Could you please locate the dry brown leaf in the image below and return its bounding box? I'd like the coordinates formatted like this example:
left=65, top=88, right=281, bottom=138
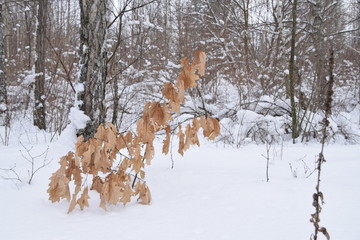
left=177, top=124, right=185, bottom=156
left=67, top=185, right=81, bottom=213
left=108, top=174, right=124, bottom=205
left=82, top=139, right=95, bottom=173
left=180, top=57, right=189, bottom=67
left=159, top=103, right=173, bottom=125
left=140, top=170, right=146, bottom=179
left=201, top=117, right=220, bottom=140
left=202, top=117, right=214, bottom=138
left=132, top=154, right=144, bottom=173
left=162, top=83, right=177, bottom=102
left=94, top=124, right=106, bottom=141
left=178, top=64, right=199, bottom=89
left=116, top=134, right=127, bottom=151
left=136, top=118, right=155, bottom=143
left=162, top=125, right=171, bottom=155
left=98, top=173, right=124, bottom=208
left=99, top=146, right=111, bottom=173
left=162, top=83, right=181, bottom=113
left=119, top=158, right=130, bottom=171
left=99, top=180, right=109, bottom=211
left=124, top=131, right=133, bottom=147
left=208, top=118, right=220, bottom=140
left=92, top=140, right=102, bottom=174
left=104, top=124, right=117, bottom=156
left=48, top=170, right=70, bottom=203
left=169, top=101, right=180, bottom=114
left=184, top=124, right=200, bottom=152
left=145, top=102, right=172, bottom=129
left=77, top=187, right=90, bottom=211
left=135, top=182, right=151, bottom=205
left=199, top=115, right=207, bottom=129
left=75, top=135, right=87, bottom=158
left=184, top=124, right=192, bottom=152
left=192, top=118, right=200, bottom=131
left=144, top=142, right=154, bottom=165
left=193, top=50, right=206, bottom=76
left=91, top=176, right=104, bottom=193
left=107, top=123, right=118, bottom=135
left=175, top=81, right=185, bottom=104
left=120, top=184, right=133, bottom=206
left=72, top=167, right=82, bottom=189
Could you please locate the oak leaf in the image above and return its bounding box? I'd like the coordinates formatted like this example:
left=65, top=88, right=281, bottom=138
left=193, top=50, right=206, bottom=76
left=67, top=185, right=81, bottom=213
left=120, top=184, right=133, bottom=206
left=48, top=170, right=70, bottom=203
left=178, top=64, right=199, bottom=89
left=177, top=124, right=185, bottom=156
left=82, top=139, right=95, bottom=173
left=207, top=118, right=220, bottom=140
left=77, top=187, right=90, bottom=210
left=162, top=125, right=171, bottom=155
left=135, top=182, right=151, bottom=205
left=144, top=142, right=154, bottom=165
left=184, top=123, right=200, bottom=151
left=116, top=134, right=127, bottom=151
left=75, top=135, right=87, bottom=158
left=91, top=176, right=104, bottom=193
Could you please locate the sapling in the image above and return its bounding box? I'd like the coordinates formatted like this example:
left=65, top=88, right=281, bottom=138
left=309, top=48, right=335, bottom=240
left=262, top=134, right=274, bottom=182
left=19, top=142, right=51, bottom=184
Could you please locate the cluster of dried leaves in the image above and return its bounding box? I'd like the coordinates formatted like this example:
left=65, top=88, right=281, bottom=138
left=47, top=50, right=220, bottom=213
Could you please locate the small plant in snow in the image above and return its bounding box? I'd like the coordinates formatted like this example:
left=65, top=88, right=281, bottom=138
left=20, top=142, right=51, bottom=184
left=262, top=135, right=274, bottom=182
left=0, top=164, right=22, bottom=189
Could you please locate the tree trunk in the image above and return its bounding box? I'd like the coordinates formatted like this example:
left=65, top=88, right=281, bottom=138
left=33, top=0, right=47, bottom=130
left=288, top=0, right=298, bottom=143
left=310, top=0, right=327, bottom=110
left=77, top=0, right=108, bottom=140
left=0, top=3, right=9, bottom=127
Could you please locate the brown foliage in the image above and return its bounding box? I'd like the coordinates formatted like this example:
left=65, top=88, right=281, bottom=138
left=48, top=51, right=220, bottom=212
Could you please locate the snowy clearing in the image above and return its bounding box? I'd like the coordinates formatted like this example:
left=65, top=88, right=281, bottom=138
left=1, top=138, right=359, bottom=240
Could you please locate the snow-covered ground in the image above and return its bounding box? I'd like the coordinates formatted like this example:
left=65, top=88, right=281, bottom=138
left=1, top=128, right=359, bottom=240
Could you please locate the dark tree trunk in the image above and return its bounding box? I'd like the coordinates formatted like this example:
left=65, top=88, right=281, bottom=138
left=288, top=0, right=299, bottom=143
left=33, top=0, right=47, bottom=130
left=77, top=0, right=108, bottom=140
left=310, top=0, right=327, bottom=110
left=0, top=3, right=9, bottom=127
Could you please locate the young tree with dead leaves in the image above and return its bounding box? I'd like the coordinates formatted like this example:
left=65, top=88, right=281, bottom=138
left=48, top=50, right=220, bottom=213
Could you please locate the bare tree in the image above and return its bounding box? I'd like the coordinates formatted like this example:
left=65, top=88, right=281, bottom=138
left=33, top=0, right=47, bottom=130
left=0, top=2, right=9, bottom=127
left=288, top=0, right=298, bottom=143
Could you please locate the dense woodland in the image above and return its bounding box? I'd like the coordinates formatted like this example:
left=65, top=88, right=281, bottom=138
left=0, top=0, right=359, bottom=145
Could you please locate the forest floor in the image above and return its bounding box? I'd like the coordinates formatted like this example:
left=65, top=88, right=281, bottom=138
left=1, top=127, right=359, bottom=240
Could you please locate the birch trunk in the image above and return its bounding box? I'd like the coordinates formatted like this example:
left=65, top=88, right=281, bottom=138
left=77, top=0, right=108, bottom=139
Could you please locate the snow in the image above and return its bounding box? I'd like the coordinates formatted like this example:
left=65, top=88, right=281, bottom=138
left=0, top=102, right=6, bottom=111
left=1, top=128, right=359, bottom=240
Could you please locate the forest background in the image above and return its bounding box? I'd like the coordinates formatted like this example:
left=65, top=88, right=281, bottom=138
left=0, top=0, right=359, bottom=145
